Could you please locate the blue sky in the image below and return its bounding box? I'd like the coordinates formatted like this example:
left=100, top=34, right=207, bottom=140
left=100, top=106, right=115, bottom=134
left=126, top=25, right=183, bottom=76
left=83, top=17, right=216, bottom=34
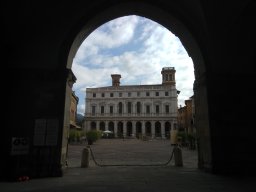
left=72, top=15, right=195, bottom=115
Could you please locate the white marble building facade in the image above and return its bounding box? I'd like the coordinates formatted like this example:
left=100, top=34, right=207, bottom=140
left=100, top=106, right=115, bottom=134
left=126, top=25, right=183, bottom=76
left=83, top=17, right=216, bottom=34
left=84, top=67, right=178, bottom=139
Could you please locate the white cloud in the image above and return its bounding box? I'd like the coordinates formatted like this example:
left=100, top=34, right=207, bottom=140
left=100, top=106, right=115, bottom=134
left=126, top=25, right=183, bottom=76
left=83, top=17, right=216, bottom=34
left=105, top=15, right=139, bottom=46
left=72, top=62, right=118, bottom=89
left=72, top=15, right=195, bottom=113
left=74, top=15, right=139, bottom=64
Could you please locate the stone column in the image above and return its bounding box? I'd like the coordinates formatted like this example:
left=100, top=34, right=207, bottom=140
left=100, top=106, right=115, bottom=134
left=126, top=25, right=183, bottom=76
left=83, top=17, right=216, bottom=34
left=132, top=102, right=136, bottom=114
left=105, top=121, right=108, bottom=131
left=123, top=121, right=127, bottom=138
left=141, top=101, right=145, bottom=115
left=193, top=73, right=211, bottom=170
left=142, top=121, right=145, bottom=137
left=84, top=120, right=90, bottom=132
left=171, top=121, right=174, bottom=131
left=114, top=121, right=118, bottom=138
left=123, top=100, right=126, bottom=115
left=151, top=121, right=155, bottom=139
left=161, top=121, right=165, bottom=139
left=96, top=121, right=99, bottom=131
left=132, top=121, right=136, bottom=138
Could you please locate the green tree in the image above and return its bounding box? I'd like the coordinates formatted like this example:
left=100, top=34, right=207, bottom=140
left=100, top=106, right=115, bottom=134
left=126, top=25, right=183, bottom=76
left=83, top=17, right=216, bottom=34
left=86, top=130, right=101, bottom=145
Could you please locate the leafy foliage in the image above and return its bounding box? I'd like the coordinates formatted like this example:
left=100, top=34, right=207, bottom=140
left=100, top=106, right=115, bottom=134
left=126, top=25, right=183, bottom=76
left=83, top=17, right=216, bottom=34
left=69, top=129, right=86, bottom=142
left=86, top=130, right=101, bottom=143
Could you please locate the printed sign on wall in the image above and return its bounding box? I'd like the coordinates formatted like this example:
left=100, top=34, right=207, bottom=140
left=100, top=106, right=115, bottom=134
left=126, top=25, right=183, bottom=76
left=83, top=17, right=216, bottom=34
left=11, top=137, right=29, bottom=155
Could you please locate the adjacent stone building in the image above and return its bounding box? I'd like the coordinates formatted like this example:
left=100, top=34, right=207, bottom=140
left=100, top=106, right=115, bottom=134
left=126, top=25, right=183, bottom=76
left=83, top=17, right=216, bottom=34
left=70, top=91, right=81, bottom=130
left=177, top=95, right=196, bottom=134
left=84, top=67, right=179, bottom=139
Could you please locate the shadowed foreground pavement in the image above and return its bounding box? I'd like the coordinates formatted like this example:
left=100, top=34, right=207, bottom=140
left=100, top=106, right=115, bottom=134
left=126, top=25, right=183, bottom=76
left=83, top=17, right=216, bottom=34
left=1, top=139, right=255, bottom=192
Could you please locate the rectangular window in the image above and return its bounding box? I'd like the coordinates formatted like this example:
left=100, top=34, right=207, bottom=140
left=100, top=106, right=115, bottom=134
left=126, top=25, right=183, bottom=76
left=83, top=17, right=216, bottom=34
left=146, top=105, right=150, bottom=114
left=101, top=106, right=104, bottom=114
left=92, top=106, right=96, bottom=115
left=119, top=93, right=122, bottom=97
left=156, top=105, right=159, bottom=114
left=165, top=105, right=169, bottom=114
left=137, top=92, right=140, bottom=97
left=165, top=74, right=168, bottom=81
left=146, top=92, right=150, bottom=96
left=128, top=102, right=132, bottom=114
left=102, top=93, right=105, bottom=97
left=110, top=93, right=114, bottom=97
left=155, top=92, right=159, bottom=96
left=128, top=92, right=131, bottom=97
left=165, top=91, right=169, bottom=96
left=110, top=106, right=113, bottom=114
left=93, top=93, right=96, bottom=97
left=137, top=102, right=141, bottom=114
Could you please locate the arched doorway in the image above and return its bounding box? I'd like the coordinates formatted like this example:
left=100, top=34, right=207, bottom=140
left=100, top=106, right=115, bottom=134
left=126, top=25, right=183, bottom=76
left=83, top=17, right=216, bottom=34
left=165, top=122, right=171, bottom=139
left=99, top=122, right=105, bottom=131
left=3, top=0, right=255, bottom=180
left=127, top=121, right=133, bottom=137
left=136, top=122, right=142, bottom=138
left=91, top=122, right=96, bottom=130
left=66, top=1, right=209, bottom=172
left=155, top=121, right=161, bottom=138
left=117, top=122, right=123, bottom=138
left=108, top=122, right=114, bottom=132
left=145, top=121, right=151, bottom=136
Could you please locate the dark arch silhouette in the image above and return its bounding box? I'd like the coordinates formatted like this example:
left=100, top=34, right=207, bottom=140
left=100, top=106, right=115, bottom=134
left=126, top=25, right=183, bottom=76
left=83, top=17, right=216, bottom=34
left=3, top=1, right=255, bottom=180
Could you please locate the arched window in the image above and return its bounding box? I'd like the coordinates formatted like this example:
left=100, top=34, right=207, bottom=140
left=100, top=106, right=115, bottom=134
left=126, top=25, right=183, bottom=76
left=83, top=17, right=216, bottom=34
left=108, top=122, right=114, bottom=132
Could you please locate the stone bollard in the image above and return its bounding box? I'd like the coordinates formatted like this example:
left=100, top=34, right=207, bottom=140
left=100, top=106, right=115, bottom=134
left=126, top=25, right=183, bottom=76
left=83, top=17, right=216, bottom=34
left=81, top=146, right=90, bottom=168
left=174, top=146, right=183, bottom=167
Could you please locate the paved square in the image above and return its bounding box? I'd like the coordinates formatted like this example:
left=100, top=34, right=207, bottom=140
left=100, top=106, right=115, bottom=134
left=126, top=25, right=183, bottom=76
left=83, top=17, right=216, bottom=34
left=67, top=138, right=198, bottom=168
left=2, top=139, right=255, bottom=192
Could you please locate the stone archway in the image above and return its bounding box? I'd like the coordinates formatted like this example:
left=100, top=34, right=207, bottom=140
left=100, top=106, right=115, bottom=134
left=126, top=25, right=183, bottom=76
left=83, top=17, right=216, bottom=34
left=127, top=122, right=133, bottom=137
left=145, top=122, right=151, bottom=136
left=165, top=122, right=171, bottom=139
left=99, top=122, right=105, bottom=131
left=1, top=0, right=255, bottom=180
left=91, top=122, right=96, bottom=130
left=155, top=121, right=161, bottom=138
left=136, top=122, right=142, bottom=138
left=108, top=122, right=114, bottom=132
left=66, top=2, right=210, bottom=170
left=3, top=0, right=254, bottom=179
left=117, top=122, right=124, bottom=137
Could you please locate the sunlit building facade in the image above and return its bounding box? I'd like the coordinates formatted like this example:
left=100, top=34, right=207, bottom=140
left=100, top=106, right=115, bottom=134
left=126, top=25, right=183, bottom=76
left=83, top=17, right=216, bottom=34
left=84, top=67, right=179, bottom=139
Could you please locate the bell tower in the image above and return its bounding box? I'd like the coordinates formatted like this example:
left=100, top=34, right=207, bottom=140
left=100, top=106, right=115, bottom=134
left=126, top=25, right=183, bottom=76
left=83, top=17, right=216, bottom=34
left=161, top=67, right=176, bottom=85
left=111, top=74, right=121, bottom=87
